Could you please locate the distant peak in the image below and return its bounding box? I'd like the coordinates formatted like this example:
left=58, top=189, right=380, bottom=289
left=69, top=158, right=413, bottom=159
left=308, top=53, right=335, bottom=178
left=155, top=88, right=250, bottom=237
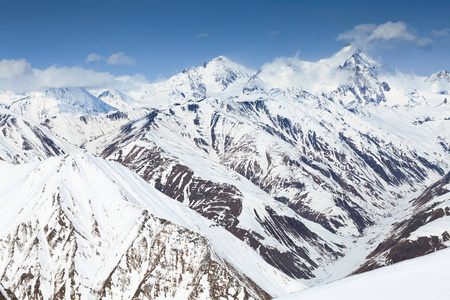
left=47, top=87, right=85, bottom=91
left=425, top=70, right=450, bottom=83
left=435, top=70, right=449, bottom=78
left=44, top=87, right=92, bottom=98
left=204, top=55, right=233, bottom=68
left=41, top=87, right=117, bottom=115
left=341, top=43, right=353, bottom=50
left=212, top=55, right=228, bottom=61
left=326, top=44, right=372, bottom=69
left=340, top=50, right=378, bottom=76
left=98, top=89, right=122, bottom=98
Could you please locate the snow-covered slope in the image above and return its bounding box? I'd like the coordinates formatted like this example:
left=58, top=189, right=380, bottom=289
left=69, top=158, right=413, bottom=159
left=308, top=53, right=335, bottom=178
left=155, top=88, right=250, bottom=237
left=0, top=154, right=302, bottom=299
left=94, top=107, right=345, bottom=280
left=1, top=47, right=450, bottom=299
left=0, top=91, right=23, bottom=106
left=81, top=48, right=449, bottom=285
left=425, top=70, right=450, bottom=83
left=97, top=89, right=139, bottom=110
left=277, top=248, right=450, bottom=300
left=3, top=87, right=148, bottom=147
left=91, top=87, right=447, bottom=282
left=0, top=108, right=74, bottom=163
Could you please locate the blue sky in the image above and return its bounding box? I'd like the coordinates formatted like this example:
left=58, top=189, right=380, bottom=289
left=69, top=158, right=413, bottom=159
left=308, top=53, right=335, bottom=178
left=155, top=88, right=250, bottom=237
left=1, top=0, right=449, bottom=82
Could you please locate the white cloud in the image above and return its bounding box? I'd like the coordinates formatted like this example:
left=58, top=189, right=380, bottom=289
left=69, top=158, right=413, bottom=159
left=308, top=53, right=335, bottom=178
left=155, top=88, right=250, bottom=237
left=256, top=52, right=354, bottom=94
left=35, top=66, right=117, bottom=89
left=86, top=53, right=103, bottom=63
left=367, top=21, right=415, bottom=42
left=0, top=58, right=145, bottom=93
left=416, top=37, right=434, bottom=48
left=107, top=52, right=135, bottom=65
left=0, top=59, right=33, bottom=79
left=337, top=24, right=377, bottom=45
left=338, top=21, right=416, bottom=49
left=196, top=33, right=208, bottom=38
left=431, top=28, right=450, bottom=38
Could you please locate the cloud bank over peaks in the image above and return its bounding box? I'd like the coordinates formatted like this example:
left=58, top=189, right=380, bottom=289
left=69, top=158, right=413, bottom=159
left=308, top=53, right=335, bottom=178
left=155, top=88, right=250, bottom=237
left=0, top=58, right=145, bottom=93
left=0, top=59, right=33, bottom=79
left=339, top=21, right=450, bottom=51
left=337, top=21, right=416, bottom=50
left=253, top=44, right=366, bottom=93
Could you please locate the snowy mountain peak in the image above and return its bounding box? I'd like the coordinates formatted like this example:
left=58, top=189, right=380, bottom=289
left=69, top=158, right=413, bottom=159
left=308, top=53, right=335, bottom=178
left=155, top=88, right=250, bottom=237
left=45, top=86, right=87, bottom=97
left=7, top=87, right=117, bottom=120
left=98, top=89, right=137, bottom=110
left=341, top=51, right=378, bottom=76
left=205, top=55, right=229, bottom=64
left=197, top=55, right=255, bottom=90
left=425, top=70, right=450, bottom=83
left=44, top=87, right=117, bottom=115
left=136, top=56, right=256, bottom=104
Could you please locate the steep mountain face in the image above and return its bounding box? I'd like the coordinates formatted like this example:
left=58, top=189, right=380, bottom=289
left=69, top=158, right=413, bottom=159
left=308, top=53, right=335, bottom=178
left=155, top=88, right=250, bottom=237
left=0, top=108, right=72, bottom=163
left=335, top=52, right=389, bottom=105
left=244, top=45, right=389, bottom=106
left=1, top=49, right=450, bottom=299
left=95, top=108, right=345, bottom=280
left=93, top=82, right=447, bottom=280
left=0, top=154, right=301, bottom=299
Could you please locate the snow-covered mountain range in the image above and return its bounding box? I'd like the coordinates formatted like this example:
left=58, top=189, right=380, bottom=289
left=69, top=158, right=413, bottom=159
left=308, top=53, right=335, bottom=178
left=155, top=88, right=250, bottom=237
left=0, top=45, right=449, bottom=299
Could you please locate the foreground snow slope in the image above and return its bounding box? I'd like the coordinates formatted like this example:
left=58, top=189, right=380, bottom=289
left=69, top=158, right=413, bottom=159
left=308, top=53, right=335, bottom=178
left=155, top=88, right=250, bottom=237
left=0, top=154, right=302, bottom=299
left=277, top=247, right=450, bottom=300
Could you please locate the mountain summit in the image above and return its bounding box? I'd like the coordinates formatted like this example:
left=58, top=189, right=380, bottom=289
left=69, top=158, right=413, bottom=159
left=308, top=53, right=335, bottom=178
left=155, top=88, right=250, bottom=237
left=8, top=87, right=117, bottom=120
left=135, top=56, right=255, bottom=105
left=425, top=70, right=450, bottom=83
left=44, top=87, right=117, bottom=115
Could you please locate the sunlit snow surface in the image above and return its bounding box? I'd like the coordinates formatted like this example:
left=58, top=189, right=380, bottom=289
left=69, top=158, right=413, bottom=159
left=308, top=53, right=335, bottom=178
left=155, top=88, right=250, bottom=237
left=277, top=248, right=450, bottom=300
left=0, top=154, right=303, bottom=298
left=0, top=46, right=449, bottom=298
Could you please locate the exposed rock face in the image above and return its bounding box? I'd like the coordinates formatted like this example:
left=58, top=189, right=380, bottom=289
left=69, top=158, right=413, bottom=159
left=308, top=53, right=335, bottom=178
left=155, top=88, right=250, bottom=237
left=100, top=111, right=343, bottom=280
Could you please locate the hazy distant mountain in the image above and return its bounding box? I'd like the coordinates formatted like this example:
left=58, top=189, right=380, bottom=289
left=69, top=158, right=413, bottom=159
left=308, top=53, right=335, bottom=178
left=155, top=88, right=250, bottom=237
left=425, top=70, right=450, bottom=83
